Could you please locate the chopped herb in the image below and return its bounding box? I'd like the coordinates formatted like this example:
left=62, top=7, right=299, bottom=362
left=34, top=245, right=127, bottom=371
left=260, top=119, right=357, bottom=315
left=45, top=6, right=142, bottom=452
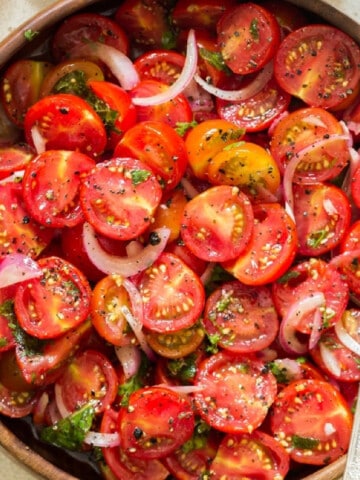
left=249, top=18, right=260, bottom=41
left=167, top=353, right=198, bottom=382
left=130, top=169, right=151, bottom=185
left=307, top=229, right=328, bottom=248
left=199, top=48, right=232, bottom=74
left=223, top=141, right=245, bottom=151
left=118, top=354, right=151, bottom=406
left=40, top=403, right=95, bottom=451
left=24, top=29, right=39, bottom=41
left=268, top=361, right=291, bottom=384
left=292, top=435, right=320, bottom=450
left=205, top=333, right=220, bottom=354
left=175, top=120, right=198, bottom=137
left=277, top=270, right=301, bottom=284
left=161, top=29, right=177, bottom=50
left=0, top=338, right=8, bottom=348
left=182, top=418, right=211, bottom=453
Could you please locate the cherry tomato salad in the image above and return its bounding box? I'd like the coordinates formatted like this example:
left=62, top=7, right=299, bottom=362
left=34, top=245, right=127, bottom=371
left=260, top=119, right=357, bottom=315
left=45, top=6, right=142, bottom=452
left=0, top=0, right=360, bottom=479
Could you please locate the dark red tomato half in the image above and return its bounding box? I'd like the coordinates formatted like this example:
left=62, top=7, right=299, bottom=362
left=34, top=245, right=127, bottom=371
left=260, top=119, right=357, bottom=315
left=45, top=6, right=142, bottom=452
left=270, top=379, right=353, bottom=465
left=203, top=281, right=279, bottom=353
left=181, top=185, right=254, bottom=262
left=134, top=49, right=185, bottom=85
left=0, top=381, right=37, bottom=418
left=137, top=252, right=205, bottom=334
left=0, top=143, right=35, bottom=180
left=210, top=430, right=290, bottom=479
left=0, top=181, right=54, bottom=258
left=87, top=81, right=137, bottom=151
left=293, top=182, right=351, bottom=257
left=114, top=120, right=188, bottom=191
left=24, top=93, right=107, bottom=158
left=130, top=79, right=193, bottom=127
left=0, top=59, right=52, bottom=127
left=272, top=258, right=349, bottom=334
left=118, top=386, right=195, bottom=459
left=275, top=24, right=360, bottom=110
left=217, top=2, right=281, bottom=75
left=51, top=12, right=129, bottom=62
left=80, top=157, right=162, bottom=241
left=54, top=349, right=118, bottom=414
left=223, top=202, right=297, bottom=285
left=193, top=351, right=277, bottom=433
left=100, top=408, right=169, bottom=480
left=15, top=256, right=92, bottom=339
left=22, top=150, right=95, bottom=229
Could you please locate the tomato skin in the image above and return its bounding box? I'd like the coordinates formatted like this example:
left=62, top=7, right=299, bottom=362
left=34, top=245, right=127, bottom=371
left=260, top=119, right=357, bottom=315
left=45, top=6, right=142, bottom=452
left=193, top=351, right=277, bottom=434
left=114, top=120, right=188, bottom=191
left=274, top=24, right=360, bottom=109
left=270, top=379, right=353, bottom=465
left=51, top=12, right=129, bottom=62
left=0, top=59, right=52, bottom=127
left=138, top=252, right=205, bottom=334
left=223, top=202, right=297, bottom=285
left=217, top=2, right=281, bottom=75
left=87, top=81, right=137, bottom=151
left=24, top=93, right=107, bottom=158
left=172, top=0, right=237, bottom=31
left=181, top=185, right=254, bottom=262
left=203, top=281, right=279, bottom=353
left=134, top=49, right=185, bottom=85
left=293, top=183, right=351, bottom=256
left=15, top=256, right=92, bottom=339
left=150, top=188, right=188, bottom=243
left=22, top=150, right=96, bottom=229
left=80, top=157, right=162, bottom=241
left=0, top=143, right=35, bottom=180
left=118, top=386, right=195, bottom=459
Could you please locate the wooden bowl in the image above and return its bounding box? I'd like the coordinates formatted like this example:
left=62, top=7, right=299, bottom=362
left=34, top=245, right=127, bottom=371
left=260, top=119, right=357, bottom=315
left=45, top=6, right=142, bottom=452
left=0, top=1, right=358, bottom=479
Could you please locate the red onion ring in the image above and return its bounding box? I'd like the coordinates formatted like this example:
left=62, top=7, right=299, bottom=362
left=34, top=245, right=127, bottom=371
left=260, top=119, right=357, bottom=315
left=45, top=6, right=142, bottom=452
left=319, top=341, right=342, bottom=378
left=119, top=304, right=155, bottom=361
left=279, top=292, right=325, bottom=355
left=0, top=253, right=42, bottom=288
left=54, top=382, right=72, bottom=419
left=194, top=61, right=273, bottom=101
left=114, top=344, right=142, bottom=379
left=30, top=125, right=46, bottom=154
left=71, top=42, right=139, bottom=90
left=334, top=317, right=360, bottom=357
left=82, top=222, right=170, bottom=277
left=132, top=29, right=198, bottom=106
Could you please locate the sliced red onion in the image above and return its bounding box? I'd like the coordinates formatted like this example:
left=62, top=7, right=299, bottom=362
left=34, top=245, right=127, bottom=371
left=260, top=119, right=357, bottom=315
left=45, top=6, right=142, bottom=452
left=279, top=292, right=325, bottom=355
left=0, top=253, right=42, bottom=288
left=126, top=239, right=143, bottom=257
left=183, top=79, right=214, bottom=113
left=180, top=177, right=200, bottom=199
left=132, top=29, right=198, bottom=106
left=347, top=120, right=360, bottom=136
left=341, top=146, right=360, bottom=196
left=308, top=308, right=323, bottom=350
left=194, top=60, right=273, bottom=101
left=31, top=125, right=46, bottom=154
left=334, top=317, right=360, bottom=357
left=301, top=115, right=327, bottom=128
left=120, top=304, right=156, bottom=361
left=115, top=344, right=142, bottom=379
left=84, top=431, right=120, bottom=448
left=155, top=383, right=205, bottom=394
left=82, top=222, right=170, bottom=277
left=54, top=382, right=72, bottom=419
left=271, top=358, right=303, bottom=380
left=319, top=341, right=342, bottom=378
left=322, top=198, right=338, bottom=216
left=72, top=42, right=139, bottom=90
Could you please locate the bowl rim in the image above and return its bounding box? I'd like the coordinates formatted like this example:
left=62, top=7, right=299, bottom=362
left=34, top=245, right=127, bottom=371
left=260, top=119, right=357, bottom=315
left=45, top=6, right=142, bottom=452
left=0, top=0, right=358, bottom=479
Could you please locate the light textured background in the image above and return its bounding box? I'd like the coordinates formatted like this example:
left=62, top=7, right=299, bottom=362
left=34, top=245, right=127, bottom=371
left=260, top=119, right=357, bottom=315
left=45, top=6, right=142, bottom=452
left=0, top=0, right=358, bottom=479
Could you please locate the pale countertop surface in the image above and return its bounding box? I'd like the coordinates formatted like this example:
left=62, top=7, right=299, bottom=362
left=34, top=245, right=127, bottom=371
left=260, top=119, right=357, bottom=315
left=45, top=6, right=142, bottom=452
left=0, top=0, right=359, bottom=479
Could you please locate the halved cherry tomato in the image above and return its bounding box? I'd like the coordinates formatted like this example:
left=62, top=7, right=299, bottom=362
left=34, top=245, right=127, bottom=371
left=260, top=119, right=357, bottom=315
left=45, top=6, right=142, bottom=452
left=22, top=150, right=95, bottom=229
left=54, top=349, right=118, bottom=414
left=114, top=120, right=188, bottom=191
left=114, top=0, right=172, bottom=49
left=134, top=49, right=185, bottom=85
left=87, top=80, right=137, bottom=151
left=0, top=287, right=17, bottom=353
left=206, top=141, right=281, bottom=198
left=0, top=143, right=35, bottom=180
left=0, top=181, right=53, bottom=258
left=193, top=351, right=277, bottom=433
left=274, top=24, right=360, bottom=109
left=0, top=381, right=37, bottom=418
left=269, top=106, right=350, bottom=182
left=223, top=202, right=297, bottom=285
left=145, top=322, right=205, bottom=359
left=180, top=185, right=254, bottom=262
left=293, top=182, right=351, bottom=256
left=80, top=157, right=162, bottom=241
left=165, top=239, right=208, bottom=277
left=272, top=258, right=349, bottom=334
left=185, top=118, right=245, bottom=180
left=270, top=378, right=353, bottom=465
left=337, top=220, right=360, bottom=295
left=100, top=408, right=169, bottom=480
left=137, top=252, right=205, bottom=333
left=351, top=164, right=360, bottom=209
left=39, top=59, right=105, bottom=98
left=217, top=2, right=281, bottom=75
left=51, top=12, right=129, bottom=62
left=91, top=274, right=137, bottom=347
left=118, top=386, right=195, bottom=459
left=260, top=0, right=310, bottom=34
left=24, top=93, right=107, bottom=158
left=216, top=75, right=291, bottom=132
left=202, top=281, right=279, bottom=353
left=15, top=256, right=92, bottom=339
left=172, top=0, right=237, bottom=31
left=150, top=188, right=188, bottom=243
left=210, top=430, right=290, bottom=479
left=0, top=59, right=52, bottom=127
left=130, top=79, right=193, bottom=127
